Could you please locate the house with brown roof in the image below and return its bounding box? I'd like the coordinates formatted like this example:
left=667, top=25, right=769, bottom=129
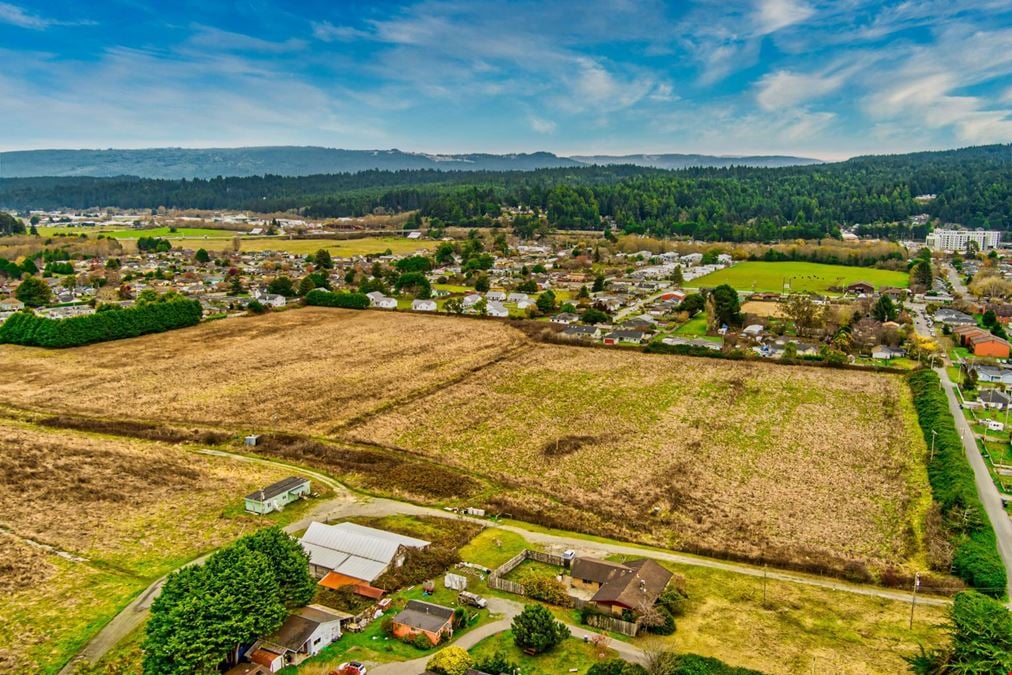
left=391, top=600, right=455, bottom=645
left=247, top=604, right=350, bottom=672
left=569, top=557, right=672, bottom=617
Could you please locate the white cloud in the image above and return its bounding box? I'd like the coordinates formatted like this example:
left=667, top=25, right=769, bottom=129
left=0, top=2, right=92, bottom=30
left=754, top=0, right=814, bottom=34
left=187, top=26, right=306, bottom=54
left=0, top=2, right=49, bottom=29
left=756, top=70, right=845, bottom=110
left=528, top=115, right=556, bottom=133
left=312, top=21, right=371, bottom=42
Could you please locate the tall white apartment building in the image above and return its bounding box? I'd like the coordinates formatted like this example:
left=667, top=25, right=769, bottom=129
left=925, top=229, right=1002, bottom=252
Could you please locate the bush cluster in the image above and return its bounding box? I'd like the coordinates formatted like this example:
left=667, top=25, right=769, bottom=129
left=304, top=288, right=370, bottom=309
left=908, top=370, right=1006, bottom=597
left=0, top=296, right=201, bottom=348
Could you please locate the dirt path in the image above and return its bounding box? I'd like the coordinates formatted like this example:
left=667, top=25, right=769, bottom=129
left=61, top=448, right=950, bottom=672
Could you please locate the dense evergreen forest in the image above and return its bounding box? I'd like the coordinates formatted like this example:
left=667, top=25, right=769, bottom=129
left=2, top=145, right=1008, bottom=243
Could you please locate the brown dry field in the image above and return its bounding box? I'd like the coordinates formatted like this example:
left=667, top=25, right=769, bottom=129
left=0, top=422, right=308, bottom=672
left=0, top=308, right=931, bottom=577
left=350, top=343, right=932, bottom=575
left=0, top=308, right=527, bottom=436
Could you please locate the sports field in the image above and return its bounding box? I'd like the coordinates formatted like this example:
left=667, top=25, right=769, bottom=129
left=692, top=261, right=909, bottom=294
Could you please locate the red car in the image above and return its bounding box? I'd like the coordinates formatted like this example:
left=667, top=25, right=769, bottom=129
left=333, top=662, right=367, bottom=675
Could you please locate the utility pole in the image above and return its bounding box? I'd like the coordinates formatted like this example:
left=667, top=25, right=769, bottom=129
left=763, top=564, right=768, bottom=605
left=909, top=572, right=921, bottom=630
left=930, top=429, right=937, bottom=462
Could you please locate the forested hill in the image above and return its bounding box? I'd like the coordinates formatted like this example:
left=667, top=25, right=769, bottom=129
left=0, top=146, right=820, bottom=179
left=2, top=144, right=1008, bottom=243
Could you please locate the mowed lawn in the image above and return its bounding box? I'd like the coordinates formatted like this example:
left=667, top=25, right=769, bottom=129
left=692, top=261, right=909, bottom=294
left=0, top=422, right=323, bottom=673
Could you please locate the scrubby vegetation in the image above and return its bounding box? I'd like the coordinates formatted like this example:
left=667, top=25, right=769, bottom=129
left=908, top=370, right=1006, bottom=597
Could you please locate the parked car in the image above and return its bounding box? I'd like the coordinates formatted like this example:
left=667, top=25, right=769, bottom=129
left=458, top=591, right=487, bottom=608
left=333, top=662, right=367, bottom=675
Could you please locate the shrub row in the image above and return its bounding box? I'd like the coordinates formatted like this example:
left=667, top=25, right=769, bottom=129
left=0, top=297, right=202, bottom=348
left=304, top=289, right=370, bottom=309
left=908, top=370, right=1007, bottom=597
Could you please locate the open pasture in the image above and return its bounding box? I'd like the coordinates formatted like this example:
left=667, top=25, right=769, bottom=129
left=350, top=343, right=931, bottom=575
left=692, top=261, right=909, bottom=294
left=0, top=309, right=527, bottom=436
left=0, top=421, right=308, bottom=673
left=162, top=235, right=431, bottom=257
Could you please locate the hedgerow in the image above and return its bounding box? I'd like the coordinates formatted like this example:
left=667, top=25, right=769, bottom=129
left=0, top=297, right=201, bottom=348
left=908, top=370, right=1006, bottom=597
left=304, top=289, right=370, bottom=309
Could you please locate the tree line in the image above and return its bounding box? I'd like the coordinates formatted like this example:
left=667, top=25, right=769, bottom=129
left=0, top=293, right=202, bottom=347
left=1, top=145, right=1008, bottom=241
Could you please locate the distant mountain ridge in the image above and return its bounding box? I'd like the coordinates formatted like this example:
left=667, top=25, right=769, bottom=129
left=0, top=146, right=822, bottom=179
left=570, top=153, right=823, bottom=169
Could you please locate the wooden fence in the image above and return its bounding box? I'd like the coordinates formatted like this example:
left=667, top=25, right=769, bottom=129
left=486, top=549, right=567, bottom=597
left=584, top=613, right=641, bottom=637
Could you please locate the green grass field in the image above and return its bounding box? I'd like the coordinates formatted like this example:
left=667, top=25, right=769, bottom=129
left=39, top=226, right=237, bottom=239
left=692, top=261, right=909, bottom=294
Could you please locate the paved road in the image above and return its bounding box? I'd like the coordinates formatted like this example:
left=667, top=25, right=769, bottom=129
left=933, top=365, right=1012, bottom=600
left=945, top=264, right=969, bottom=297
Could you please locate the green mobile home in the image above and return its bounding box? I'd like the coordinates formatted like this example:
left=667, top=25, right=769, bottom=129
left=245, top=476, right=311, bottom=515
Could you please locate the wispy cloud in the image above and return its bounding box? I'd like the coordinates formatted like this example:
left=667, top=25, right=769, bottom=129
left=0, top=2, right=93, bottom=30
left=528, top=115, right=556, bottom=134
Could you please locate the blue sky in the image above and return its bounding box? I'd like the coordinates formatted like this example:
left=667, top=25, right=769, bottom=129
left=1, top=0, right=1010, bottom=159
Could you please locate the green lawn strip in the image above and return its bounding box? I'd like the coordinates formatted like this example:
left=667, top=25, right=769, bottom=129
left=460, top=528, right=538, bottom=569
left=468, top=630, right=617, bottom=675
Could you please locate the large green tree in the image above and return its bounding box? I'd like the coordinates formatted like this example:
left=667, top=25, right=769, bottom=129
left=15, top=276, right=51, bottom=307
left=143, top=529, right=311, bottom=674
left=907, top=590, right=1012, bottom=673
left=710, top=284, right=742, bottom=328
left=0, top=212, right=25, bottom=236
left=511, top=603, right=569, bottom=655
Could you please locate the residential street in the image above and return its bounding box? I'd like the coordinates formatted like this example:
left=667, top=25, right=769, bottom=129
left=934, top=365, right=1012, bottom=601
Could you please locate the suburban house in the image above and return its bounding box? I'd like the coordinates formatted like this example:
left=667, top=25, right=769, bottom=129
left=969, top=333, right=1011, bottom=358
left=988, top=304, right=1012, bottom=324
left=486, top=301, right=509, bottom=318
left=411, top=298, right=437, bottom=312
left=247, top=604, right=350, bottom=672
left=0, top=297, right=24, bottom=312
left=244, top=476, right=311, bottom=515
left=506, top=292, right=529, bottom=303
left=845, top=281, right=875, bottom=295
left=933, top=308, right=976, bottom=325
left=300, top=522, right=430, bottom=588
left=486, top=290, right=506, bottom=302
left=742, top=324, right=764, bottom=339
left=972, top=365, right=1012, bottom=385
left=569, top=557, right=672, bottom=617
left=872, top=345, right=906, bottom=360
left=978, top=389, right=1012, bottom=410
left=366, top=291, right=397, bottom=309
left=391, top=600, right=455, bottom=646
left=603, top=330, right=646, bottom=345
left=462, top=293, right=482, bottom=308
left=561, top=325, right=601, bottom=340
left=551, top=312, right=579, bottom=325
